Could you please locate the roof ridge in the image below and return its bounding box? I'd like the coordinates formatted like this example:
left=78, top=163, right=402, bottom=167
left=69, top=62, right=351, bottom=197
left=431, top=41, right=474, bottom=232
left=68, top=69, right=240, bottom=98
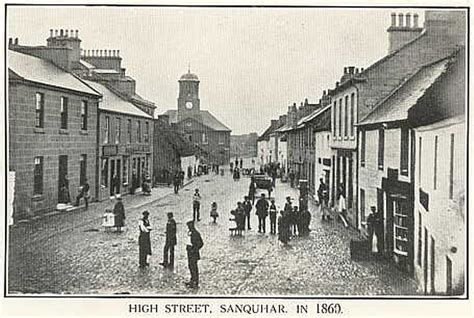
left=358, top=51, right=457, bottom=125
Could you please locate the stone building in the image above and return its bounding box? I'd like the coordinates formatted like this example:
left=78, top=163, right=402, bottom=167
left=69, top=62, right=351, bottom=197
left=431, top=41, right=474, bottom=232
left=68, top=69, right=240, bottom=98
left=8, top=50, right=101, bottom=221
left=84, top=80, right=154, bottom=200
left=328, top=10, right=466, bottom=228
left=163, top=71, right=231, bottom=165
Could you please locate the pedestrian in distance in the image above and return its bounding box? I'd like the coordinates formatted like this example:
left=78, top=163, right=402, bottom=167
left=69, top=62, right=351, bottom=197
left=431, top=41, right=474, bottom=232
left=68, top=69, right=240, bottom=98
left=284, top=196, right=293, bottom=214
left=243, top=196, right=252, bottom=230
left=240, top=158, right=243, bottom=169
left=173, top=172, right=180, bottom=194
left=160, top=212, right=177, bottom=269
left=366, top=206, right=384, bottom=255
left=185, top=220, right=204, bottom=289
left=288, top=169, right=295, bottom=188
left=75, top=179, right=90, bottom=209
left=235, top=158, right=239, bottom=170
left=255, top=193, right=269, bottom=233
left=210, top=202, right=219, bottom=223
left=290, top=206, right=299, bottom=237
left=113, top=195, right=125, bottom=232
left=248, top=178, right=256, bottom=205
left=301, top=208, right=311, bottom=237
left=193, top=188, right=201, bottom=221
left=269, top=199, right=277, bottom=235
left=138, top=211, right=152, bottom=268
left=130, top=171, right=138, bottom=195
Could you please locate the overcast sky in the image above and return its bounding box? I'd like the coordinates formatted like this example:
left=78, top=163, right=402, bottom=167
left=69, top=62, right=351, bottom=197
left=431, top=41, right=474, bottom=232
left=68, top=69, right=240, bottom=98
left=8, top=6, right=424, bottom=135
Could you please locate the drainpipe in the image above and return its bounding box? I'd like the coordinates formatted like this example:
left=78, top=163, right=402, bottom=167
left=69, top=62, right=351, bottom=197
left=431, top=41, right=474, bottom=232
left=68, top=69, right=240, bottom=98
left=95, top=107, right=101, bottom=202
left=354, top=83, right=361, bottom=232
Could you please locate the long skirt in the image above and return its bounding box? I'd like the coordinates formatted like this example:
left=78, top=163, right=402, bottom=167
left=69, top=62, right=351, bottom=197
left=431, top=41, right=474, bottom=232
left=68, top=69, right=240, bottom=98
left=139, top=232, right=152, bottom=256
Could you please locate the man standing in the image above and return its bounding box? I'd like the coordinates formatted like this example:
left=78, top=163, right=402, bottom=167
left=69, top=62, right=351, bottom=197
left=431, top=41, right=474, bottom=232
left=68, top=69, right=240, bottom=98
left=185, top=221, right=204, bottom=289
left=284, top=196, right=293, bottom=214
left=269, top=199, right=277, bottom=235
left=193, top=188, right=201, bottom=221
left=248, top=178, right=256, bottom=205
left=288, top=169, right=295, bottom=188
left=255, top=193, right=269, bottom=233
left=113, top=195, right=125, bottom=232
left=243, top=196, right=252, bottom=230
left=173, top=171, right=180, bottom=194
left=367, top=206, right=384, bottom=255
left=239, top=158, right=243, bottom=169
left=160, top=212, right=177, bottom=268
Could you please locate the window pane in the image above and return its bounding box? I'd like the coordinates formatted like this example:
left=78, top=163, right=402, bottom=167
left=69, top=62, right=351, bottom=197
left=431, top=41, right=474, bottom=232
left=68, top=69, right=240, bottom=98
left=60, top=97, right=68, bottom=129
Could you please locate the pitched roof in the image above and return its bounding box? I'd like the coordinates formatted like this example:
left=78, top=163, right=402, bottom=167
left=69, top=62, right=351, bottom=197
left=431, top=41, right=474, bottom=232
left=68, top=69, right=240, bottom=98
left=8, top=50, right=100, bottom=97
left=163, top=110, right=231, bottom=132
left=358, top=57, right=451, bottom=126
left=84, top=80, right=152, bottom=119
left=297, top=105, right=331, bottom=131
left=131, top=93, right=156, bottom=107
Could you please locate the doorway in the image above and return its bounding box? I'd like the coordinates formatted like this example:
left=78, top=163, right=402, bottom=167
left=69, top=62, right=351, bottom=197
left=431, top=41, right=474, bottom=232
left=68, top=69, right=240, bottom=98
left=58, top=155, right=68, bottom=202
left=110, top=160, right=116, bottom=196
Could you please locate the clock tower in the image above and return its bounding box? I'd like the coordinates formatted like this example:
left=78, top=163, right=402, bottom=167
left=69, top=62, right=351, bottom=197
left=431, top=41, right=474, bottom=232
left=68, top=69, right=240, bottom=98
left=177, top=69, right=200, bottom=117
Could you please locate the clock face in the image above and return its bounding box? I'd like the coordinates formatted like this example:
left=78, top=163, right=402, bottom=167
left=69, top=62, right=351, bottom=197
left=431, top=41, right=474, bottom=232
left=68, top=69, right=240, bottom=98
left=185, top=101, right=193, bottom=109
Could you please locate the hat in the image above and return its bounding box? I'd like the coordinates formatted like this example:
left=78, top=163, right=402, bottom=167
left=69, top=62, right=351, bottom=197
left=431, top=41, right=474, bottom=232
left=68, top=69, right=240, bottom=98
left=286, top=196, right=291, bottom=200
left=186, top=220, right=195, bottom=227
left=167, top=212, right=173, bottom=217
left=115, top=194, right=122, bottom=200
left=142, top=211, right=150, bottom=217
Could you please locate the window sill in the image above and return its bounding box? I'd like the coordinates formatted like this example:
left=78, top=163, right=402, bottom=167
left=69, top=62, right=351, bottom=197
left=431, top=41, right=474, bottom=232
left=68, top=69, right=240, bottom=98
left=34, top=127, right=45, bottom=134
left=80, top=130, right=89, bottom=135
left=32, top=194, right=44, bottom=201
left=59, top=129, right=69, bottom=135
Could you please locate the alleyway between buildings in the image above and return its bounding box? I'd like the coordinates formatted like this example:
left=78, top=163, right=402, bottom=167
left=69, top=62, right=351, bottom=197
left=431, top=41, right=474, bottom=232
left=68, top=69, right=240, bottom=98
left=8, top=172, right=419, bottom=296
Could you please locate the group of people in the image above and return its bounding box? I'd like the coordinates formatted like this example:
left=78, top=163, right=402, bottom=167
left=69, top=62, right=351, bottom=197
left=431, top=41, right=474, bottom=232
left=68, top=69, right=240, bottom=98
left=138, top=211, right=204, bottom=289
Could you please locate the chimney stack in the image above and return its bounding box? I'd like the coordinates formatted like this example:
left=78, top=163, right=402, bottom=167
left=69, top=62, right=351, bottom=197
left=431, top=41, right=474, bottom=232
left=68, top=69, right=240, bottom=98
left=391, top=12, right=397, bottom=26
left=49, top=29, right=53, bottom=38
left=405, top=13, right=412, bottom=28
left=60, top=29, right=64, bottom=37
left=387, top=12, right=423, bottom=54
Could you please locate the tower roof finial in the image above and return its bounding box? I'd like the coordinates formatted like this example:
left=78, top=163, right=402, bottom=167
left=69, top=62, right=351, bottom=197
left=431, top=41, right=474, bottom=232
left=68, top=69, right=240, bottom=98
left=188, top=62, right=191, bottom=74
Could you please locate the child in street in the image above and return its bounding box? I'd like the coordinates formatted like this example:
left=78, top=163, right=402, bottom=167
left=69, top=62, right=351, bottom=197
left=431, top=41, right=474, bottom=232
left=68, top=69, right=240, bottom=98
left=210, top=202, right=219, bottom=223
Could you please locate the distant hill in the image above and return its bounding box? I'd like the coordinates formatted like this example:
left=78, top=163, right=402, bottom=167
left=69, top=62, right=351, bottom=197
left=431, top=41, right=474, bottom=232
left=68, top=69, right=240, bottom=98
left=230, top=133, right=258, bottom=158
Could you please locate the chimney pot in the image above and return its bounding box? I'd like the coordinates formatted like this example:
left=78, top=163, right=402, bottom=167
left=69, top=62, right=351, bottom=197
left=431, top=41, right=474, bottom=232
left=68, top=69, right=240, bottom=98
left=65, top=30, right=69, bottom=37
left=323, top=90, right=326, bottom=95
left=406, top=13, right=412, bottom=28
left=14, top=38, right=18, bottom=45
left=348, top=66, right=355, bottom=74
left=344, top=67, right=347, bottom=74
left=108, top=50, right=112, bottom=56
left=49, top=29, right=53, bottom=37
left=75, top=30, right=78, bottom=38
left=391, top=12, right=397, bottom=26
left=336, top=81, right=339, bottom=87
left=117, top=50, right=120, bottom=56
left=361, top=67, right=364, bottom=72
left=55, top=29, right=58, bottom=37
left=60, top=29, right=64, bottom=36
left=70, top=29, right=74, bottom=37
left=8, top=38, right=12, bottom=45
left=293, top=102, right=296, bottom=107
left=413, top=13, right=419, bottom=28
left=100, top=50, right=103, bottom=57
left=398, top=13, right=404, bottom=27
left=355, top=68, right=359, bottom=74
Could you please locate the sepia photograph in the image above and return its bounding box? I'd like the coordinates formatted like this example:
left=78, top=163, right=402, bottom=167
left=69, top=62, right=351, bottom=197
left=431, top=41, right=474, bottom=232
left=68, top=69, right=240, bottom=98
left=1, top=2, right=470, bottom=314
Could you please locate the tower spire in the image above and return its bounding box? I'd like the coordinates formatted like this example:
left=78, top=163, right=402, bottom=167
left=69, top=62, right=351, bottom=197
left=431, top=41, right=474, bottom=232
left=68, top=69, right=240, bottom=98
left=188, top=62, right=191, bottom=74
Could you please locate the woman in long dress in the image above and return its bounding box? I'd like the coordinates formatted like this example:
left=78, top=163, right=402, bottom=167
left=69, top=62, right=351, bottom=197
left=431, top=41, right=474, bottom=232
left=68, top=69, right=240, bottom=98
left=113, top=196, right=125, bottom=232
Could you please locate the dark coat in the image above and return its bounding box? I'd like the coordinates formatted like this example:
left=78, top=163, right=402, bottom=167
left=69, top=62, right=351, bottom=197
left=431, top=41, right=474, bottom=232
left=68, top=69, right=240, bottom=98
left=243, top=201, right=252, bottom=215
left=187, top=229, right=204, bottom=260
left=166, top=218, right=177, bottom=246
left=113, top=201, right=126, bottom=227
left=139, top=218, right=152, bottom=256
left=255, top=198, right=269, bottom=217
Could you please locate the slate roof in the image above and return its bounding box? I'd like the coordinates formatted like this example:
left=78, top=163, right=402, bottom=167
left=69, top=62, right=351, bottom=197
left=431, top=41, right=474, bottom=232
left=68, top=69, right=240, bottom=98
left=84, top=80, right=152, bottom=119
left=163, top=110, right=231, bottom=132
left=131, top=93, right=156, bottom=107
left=8, top=50, right=101, bottom=97
left=358, top=57, right=451, bottom=126
left=297, top=105, right=331, bottom=132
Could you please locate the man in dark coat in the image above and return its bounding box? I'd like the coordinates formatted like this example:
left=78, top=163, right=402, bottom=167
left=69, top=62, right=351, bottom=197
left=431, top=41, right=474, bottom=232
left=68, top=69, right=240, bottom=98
left=173, top=172, right=181, bottom=194
left=185, top=221, right=204, bottom=288
left=113, top=196, right=125, bottom=232
left=243, top=196, right=252, bottom=230
left=138, top=211, right=152, bottom=268
left=367, top=206, right=384, bottom=254
left=160, top=212, right=177, bottom=268
left=240, top=158, right=243, bottom=169
left=255, top=193, right=269, bottom=233
left=130, top=171, right=138, bottom=195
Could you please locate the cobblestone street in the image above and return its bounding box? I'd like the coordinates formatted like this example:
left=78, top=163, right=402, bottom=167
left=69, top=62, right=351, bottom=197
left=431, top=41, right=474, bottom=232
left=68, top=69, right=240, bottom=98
left=8, top=170, right=419, bottom=296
